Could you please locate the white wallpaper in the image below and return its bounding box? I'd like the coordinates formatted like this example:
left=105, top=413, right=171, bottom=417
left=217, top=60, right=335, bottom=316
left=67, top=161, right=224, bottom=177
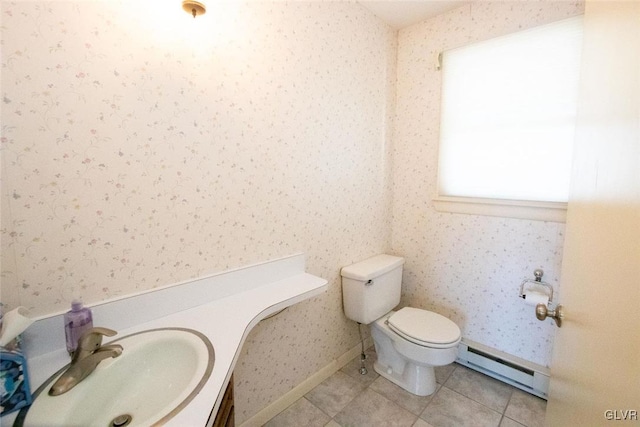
left=392, top=0, right=584, bottom=367
left=1, top=1, right=396, bottom=422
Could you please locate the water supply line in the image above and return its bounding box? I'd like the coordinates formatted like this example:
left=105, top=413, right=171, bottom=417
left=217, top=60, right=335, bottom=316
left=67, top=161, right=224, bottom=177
left=357, top=322, right=367, bottom=375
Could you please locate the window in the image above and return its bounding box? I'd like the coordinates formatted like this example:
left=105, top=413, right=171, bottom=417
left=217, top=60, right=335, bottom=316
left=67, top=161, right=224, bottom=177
left=434, top=16, right=584, bottom=222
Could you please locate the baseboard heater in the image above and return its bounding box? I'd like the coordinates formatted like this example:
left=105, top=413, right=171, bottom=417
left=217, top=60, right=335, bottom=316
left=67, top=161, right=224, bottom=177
left=456, top=339, right=550, bottom=400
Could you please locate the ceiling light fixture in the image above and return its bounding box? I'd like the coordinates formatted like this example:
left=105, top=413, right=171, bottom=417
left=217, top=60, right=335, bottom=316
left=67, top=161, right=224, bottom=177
left=182, top=0, right=206, bottom=18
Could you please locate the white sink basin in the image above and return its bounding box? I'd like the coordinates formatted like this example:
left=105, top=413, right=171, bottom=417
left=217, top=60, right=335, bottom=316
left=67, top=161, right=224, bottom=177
left=16, top=328, right=214, bottom=427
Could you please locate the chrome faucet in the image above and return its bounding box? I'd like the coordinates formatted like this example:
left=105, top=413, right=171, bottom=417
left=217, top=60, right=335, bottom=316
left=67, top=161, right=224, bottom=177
left=48, top=327, right=123, bottom=396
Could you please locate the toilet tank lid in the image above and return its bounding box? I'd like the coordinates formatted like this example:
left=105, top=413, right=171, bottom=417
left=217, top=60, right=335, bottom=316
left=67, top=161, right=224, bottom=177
left=341, top=254, right=405, bottom=281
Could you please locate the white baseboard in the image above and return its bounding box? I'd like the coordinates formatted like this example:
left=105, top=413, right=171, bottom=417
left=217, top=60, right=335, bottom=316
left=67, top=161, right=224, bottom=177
left=239, top=337, right=373, bottom=427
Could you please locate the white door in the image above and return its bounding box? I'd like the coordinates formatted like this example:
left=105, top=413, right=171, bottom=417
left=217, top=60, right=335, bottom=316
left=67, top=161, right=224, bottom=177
left=544, top=1, right=640, bottom=426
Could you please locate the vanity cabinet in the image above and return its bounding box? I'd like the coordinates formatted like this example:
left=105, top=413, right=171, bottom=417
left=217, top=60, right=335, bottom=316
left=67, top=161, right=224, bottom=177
left=212, top=375, right=234, bottom=427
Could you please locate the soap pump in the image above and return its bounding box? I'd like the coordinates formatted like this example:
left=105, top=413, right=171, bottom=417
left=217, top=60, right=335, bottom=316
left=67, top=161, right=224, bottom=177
left=64, top=300, right=93, bottom=356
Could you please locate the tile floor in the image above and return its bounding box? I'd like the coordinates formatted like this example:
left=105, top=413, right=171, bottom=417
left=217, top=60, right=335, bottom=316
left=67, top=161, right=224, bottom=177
left=263, top=347, right=547, bottom=427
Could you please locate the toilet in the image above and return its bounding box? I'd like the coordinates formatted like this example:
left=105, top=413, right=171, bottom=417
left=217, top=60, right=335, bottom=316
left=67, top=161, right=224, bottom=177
left=341, top=254, right=461, bottom=396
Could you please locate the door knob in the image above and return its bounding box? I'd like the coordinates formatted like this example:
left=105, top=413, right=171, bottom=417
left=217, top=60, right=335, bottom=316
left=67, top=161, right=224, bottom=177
left=535, top=303, right=564, bottom=327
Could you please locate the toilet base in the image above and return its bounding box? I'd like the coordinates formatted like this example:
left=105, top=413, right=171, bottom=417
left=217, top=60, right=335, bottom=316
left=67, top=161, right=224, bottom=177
left=373, top=360, right=437, bottom=396
left=370, top=310, right=459, bottom=397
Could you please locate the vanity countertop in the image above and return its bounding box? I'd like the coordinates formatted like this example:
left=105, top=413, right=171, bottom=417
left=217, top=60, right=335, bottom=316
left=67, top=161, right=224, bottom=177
left=9, top=254, right=327, bottom=427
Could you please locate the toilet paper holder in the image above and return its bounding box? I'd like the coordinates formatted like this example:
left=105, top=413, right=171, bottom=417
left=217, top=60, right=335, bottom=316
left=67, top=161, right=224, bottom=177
left=520, top=269, right=563, bottom=327
left=519, top=269, right=553, bottom=303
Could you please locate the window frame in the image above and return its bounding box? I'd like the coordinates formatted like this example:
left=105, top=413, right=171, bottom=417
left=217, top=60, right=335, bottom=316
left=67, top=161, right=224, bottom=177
left=432, top=16, right=584, bottom=223
left=432, top=195, right=567, bottom=222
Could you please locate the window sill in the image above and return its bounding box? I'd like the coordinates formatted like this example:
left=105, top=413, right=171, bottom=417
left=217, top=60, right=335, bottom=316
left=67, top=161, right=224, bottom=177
left=432, top=196, right=567, bottom=222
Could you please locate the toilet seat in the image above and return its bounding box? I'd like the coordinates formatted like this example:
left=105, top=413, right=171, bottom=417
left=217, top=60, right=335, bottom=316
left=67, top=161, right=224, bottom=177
left=387, top=307, right=460, bottom=349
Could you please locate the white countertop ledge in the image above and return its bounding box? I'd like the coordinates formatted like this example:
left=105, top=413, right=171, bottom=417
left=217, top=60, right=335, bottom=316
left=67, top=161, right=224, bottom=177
left=15, top=253, right=328, bottom=427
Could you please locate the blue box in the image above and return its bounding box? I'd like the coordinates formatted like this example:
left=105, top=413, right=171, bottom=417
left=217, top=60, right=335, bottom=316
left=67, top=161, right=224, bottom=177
left=0, top=338, right=33, bottom=417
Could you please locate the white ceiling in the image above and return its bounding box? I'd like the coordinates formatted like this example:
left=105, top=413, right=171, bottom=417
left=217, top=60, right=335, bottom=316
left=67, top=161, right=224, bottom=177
left=358, top=1, right=468, bottom=29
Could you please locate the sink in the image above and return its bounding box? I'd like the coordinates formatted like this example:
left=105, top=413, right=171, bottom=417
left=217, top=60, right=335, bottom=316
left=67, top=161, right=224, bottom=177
left=15, top=328, right=214, bottom=427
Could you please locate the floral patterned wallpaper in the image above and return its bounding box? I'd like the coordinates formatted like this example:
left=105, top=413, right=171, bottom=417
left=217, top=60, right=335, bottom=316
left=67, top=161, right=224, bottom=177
left=392, top=0, right=584, bottom=367
left=1, top=0, right=395, bottom=313
left=1, top=1, right=396, bottom=421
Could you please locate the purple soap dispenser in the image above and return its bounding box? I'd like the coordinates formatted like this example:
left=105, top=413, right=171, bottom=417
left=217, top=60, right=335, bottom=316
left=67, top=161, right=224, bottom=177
left=64, top=300, right=93, bottom=356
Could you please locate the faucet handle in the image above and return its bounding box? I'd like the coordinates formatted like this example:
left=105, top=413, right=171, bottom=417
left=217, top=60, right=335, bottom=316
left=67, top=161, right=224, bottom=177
left=74, top=327, right=117, bottom=360
left=84, top=327, right=117, bottom=338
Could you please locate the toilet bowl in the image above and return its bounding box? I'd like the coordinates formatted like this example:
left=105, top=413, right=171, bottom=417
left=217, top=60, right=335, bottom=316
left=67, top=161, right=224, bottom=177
left=371, top=307, right=460, bottom=396
left=341, top=254, right=461, bottom=396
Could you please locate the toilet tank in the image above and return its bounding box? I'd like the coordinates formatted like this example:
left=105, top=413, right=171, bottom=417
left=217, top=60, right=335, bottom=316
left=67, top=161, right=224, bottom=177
left=341, top=254, right=405, bottom=324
